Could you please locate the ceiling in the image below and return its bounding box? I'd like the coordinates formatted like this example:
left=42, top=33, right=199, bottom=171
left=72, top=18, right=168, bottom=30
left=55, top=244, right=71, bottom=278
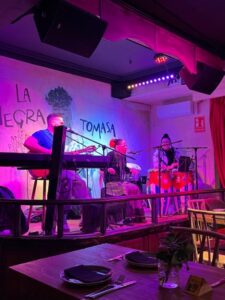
left=0, top=0, right=224, bottom=102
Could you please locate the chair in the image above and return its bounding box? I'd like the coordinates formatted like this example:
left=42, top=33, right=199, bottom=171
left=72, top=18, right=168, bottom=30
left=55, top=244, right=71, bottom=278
left=187, top=208, right=225, bottom=266
left=188, top=199, right=206, bottom=210
left=27, top=177, right=48, bottom=229
left=170, top=226, right=225, bottom=267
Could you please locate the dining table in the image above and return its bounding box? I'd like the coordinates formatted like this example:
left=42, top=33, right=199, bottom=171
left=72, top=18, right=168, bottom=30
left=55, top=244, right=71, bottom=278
left=8, top=243, right=225, bottom=299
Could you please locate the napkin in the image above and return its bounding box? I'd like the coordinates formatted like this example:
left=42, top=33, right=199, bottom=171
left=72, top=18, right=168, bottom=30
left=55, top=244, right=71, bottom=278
left=64, top=265, right=111, bottom=283
left=126, top=251, right=157, bottom=264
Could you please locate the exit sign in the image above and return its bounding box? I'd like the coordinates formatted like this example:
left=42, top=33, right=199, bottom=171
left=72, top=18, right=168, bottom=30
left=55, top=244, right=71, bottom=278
left=194, top=116, right=205, bottom=132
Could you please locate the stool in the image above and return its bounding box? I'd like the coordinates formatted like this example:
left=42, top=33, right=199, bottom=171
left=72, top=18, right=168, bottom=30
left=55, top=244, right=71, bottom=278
left=27, top=177, right=48, bottom=229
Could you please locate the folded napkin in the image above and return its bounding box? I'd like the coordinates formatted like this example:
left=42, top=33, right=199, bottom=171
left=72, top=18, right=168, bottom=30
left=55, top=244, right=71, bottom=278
left=126, top=251, right=157, bottom=264
left=64, top=265, right=111, bottom=283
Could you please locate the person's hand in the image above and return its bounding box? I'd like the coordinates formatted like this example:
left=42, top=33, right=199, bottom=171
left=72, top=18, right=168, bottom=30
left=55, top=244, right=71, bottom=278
left=108, top=168, right=116, bottom=175
left=129, top=168, right=139, bottom=175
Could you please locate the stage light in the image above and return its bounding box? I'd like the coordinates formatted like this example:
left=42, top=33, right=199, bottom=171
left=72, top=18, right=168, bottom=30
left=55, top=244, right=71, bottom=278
left=154, top=53, right=168, bottom=64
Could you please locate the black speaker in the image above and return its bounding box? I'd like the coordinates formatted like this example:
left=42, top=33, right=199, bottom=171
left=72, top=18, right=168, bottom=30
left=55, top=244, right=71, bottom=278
left=111, top=82, right=131, bottom=99
left=34, top=0, right=107, bottom=57
left=179, top=62, right=224, bottom=94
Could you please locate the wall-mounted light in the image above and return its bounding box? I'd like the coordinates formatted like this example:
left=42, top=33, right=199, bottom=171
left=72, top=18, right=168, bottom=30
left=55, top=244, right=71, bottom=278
left=127, top=74, right=175, bottom=90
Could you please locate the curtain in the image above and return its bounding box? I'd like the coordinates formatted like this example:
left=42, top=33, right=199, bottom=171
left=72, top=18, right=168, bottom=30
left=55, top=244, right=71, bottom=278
left=210, top=97, right=225, bottom=188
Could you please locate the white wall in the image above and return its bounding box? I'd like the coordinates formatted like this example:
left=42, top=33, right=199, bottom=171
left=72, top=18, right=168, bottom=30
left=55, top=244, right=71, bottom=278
left=0, top=56, right=151, bottom=198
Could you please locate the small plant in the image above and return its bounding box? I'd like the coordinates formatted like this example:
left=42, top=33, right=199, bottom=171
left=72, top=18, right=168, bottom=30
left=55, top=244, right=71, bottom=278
left=156, top=230, right=194, bottom=283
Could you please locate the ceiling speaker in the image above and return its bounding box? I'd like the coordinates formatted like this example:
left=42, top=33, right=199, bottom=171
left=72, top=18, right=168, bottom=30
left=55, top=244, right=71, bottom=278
left=111, top=82, right=131, bottom=99
left=34, top=0, right=107, bottom=57
left=179, top=63, right=224, bottom=94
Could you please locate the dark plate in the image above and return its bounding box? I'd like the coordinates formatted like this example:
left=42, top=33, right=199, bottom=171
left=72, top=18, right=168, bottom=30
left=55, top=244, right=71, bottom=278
left=125, top=251, right=158, bottom=269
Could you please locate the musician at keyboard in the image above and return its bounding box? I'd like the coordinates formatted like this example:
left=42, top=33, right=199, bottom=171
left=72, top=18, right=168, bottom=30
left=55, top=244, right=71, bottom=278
left=23, top=113, right=96, bottom=234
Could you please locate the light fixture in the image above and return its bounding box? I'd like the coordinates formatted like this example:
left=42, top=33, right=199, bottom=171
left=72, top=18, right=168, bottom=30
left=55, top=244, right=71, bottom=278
left=154, top=53, right=168, bottom=64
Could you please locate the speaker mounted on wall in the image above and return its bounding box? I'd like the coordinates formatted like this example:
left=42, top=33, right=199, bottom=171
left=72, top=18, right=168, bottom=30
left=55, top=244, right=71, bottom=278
left=33, top=0, right=107, bottom=57
left=179, top=62, right=224, bottom=94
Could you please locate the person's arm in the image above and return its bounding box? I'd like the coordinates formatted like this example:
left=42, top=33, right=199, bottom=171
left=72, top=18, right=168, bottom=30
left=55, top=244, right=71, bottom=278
left=24, top=136, right=51, bottom=154
left=68, top=145, right=96, bottom=155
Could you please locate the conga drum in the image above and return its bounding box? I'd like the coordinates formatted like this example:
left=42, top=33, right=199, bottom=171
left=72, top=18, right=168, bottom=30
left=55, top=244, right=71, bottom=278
left=172, top=171, right=194, bottom=190
left=147, top=169, right=172, bottom=190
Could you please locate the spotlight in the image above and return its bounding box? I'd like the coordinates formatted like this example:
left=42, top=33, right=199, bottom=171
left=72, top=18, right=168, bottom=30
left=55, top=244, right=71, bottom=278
left=153, top=53, right=168, bottom=64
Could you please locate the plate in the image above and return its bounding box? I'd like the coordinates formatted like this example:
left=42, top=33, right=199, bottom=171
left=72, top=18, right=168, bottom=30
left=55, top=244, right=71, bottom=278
left=60, top=265, right=112, bottom=286
left=125, top=251, right=158, bottom=269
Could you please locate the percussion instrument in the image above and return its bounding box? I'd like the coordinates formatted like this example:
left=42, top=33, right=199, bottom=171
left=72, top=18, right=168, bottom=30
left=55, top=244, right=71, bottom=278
left=172, top=171, right=194, bottom=189
left=147, top=169, right=172, bottom=190
left=126, top=163, right=141, bottom=182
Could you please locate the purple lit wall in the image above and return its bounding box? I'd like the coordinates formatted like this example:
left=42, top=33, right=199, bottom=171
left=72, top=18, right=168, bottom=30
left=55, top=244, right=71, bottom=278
left=0, top=56, right=151, bottom=199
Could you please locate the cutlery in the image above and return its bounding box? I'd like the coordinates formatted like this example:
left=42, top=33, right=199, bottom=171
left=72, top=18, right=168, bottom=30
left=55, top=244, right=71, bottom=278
left=107, top=251, right=133, bottom=262
left=210, top=278, right=225, bottom=288
left=84, top=280, right=136, bottom=299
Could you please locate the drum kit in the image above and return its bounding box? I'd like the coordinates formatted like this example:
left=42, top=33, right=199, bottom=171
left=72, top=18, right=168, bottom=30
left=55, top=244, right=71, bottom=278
left=147, top=169, right=194, bottom=190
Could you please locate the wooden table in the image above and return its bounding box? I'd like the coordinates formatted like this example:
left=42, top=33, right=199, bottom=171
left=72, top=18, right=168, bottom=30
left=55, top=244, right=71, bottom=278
left=9, top=243, right=225, bottom=300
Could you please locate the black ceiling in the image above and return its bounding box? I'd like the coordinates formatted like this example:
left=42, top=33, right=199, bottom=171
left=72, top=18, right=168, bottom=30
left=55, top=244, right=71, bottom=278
left=116, top=0, right=225, bottom=59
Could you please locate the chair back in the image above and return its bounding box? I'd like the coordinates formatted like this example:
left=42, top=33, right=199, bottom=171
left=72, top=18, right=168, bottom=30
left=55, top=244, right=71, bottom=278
left=170, top=226, right=225, bottom=266
left=187, top=208, right=225, bottom=265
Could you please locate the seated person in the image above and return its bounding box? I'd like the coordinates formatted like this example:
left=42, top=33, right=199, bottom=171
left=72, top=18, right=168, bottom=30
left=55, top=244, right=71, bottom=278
left=102, top=138, right=145, bottom=223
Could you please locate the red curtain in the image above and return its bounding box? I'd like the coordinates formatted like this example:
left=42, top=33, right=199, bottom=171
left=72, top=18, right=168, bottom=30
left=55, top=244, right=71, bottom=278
left=210, top=96, right=225, bottom=187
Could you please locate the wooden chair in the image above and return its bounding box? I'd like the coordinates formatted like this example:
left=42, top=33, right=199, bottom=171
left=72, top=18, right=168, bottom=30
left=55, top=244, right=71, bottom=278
left=188, top=198, right=206, bottom=210
left=187, top=208, right=225, bottom=266
left=170, top=226, right=225, bottom=267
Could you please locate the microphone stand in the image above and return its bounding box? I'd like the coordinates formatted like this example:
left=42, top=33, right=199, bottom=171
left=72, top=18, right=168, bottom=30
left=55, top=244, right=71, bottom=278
left=67, top=127, right=135, bottom=160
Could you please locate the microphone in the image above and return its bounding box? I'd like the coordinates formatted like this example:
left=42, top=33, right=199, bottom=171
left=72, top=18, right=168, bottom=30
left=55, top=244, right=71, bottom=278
left=66, top=128, right=76, bottom=134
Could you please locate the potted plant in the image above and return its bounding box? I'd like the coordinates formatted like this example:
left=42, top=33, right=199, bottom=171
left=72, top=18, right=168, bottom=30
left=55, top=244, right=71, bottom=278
left=156, top=230, right=194, bottom=289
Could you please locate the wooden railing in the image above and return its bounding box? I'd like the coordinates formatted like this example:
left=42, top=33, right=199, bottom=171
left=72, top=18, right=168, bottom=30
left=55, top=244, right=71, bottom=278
left=0, top=188, right=224, bottom=238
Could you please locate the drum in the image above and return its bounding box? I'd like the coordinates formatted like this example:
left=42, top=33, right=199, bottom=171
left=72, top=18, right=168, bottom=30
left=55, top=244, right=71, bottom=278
left=126, top=163, right=141, bottom=182
left=172, top=171, right=194, bottom=189
left=147, top=170, right=172, bottom=190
